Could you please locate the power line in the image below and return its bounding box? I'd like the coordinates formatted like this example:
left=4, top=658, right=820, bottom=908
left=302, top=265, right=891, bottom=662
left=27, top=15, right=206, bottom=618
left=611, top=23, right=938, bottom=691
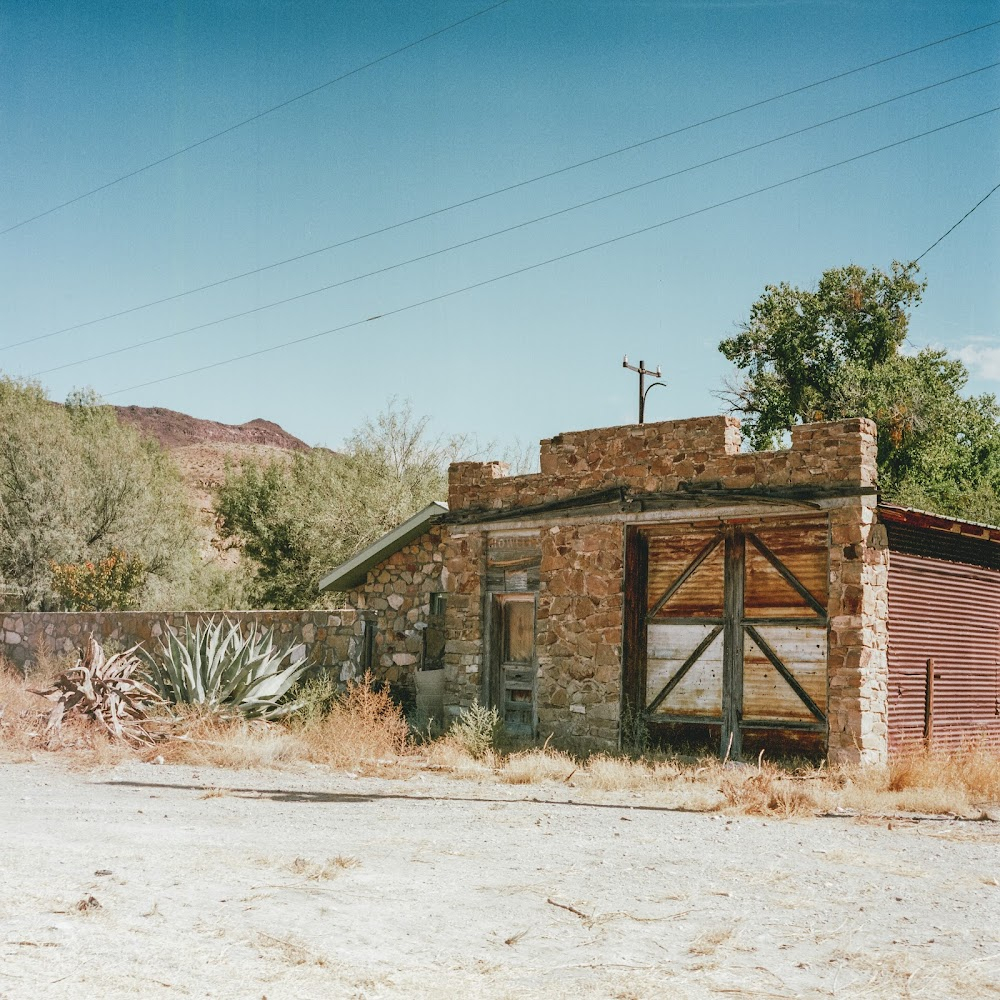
left=915, top=180, right=1000, bottom=261
left=104, top=105, right=1000, bottom=399
left=31, top=63, right=999, bottom=380
left=5, top=18, right=999, bottom=354
left=0, top=0, right=517, bottom=238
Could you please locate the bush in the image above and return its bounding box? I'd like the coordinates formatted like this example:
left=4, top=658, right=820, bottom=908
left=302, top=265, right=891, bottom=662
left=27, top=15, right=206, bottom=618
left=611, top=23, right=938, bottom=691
left=449, top=701, right=501, bottom=760
left=295, top=672, right=410, bottom=767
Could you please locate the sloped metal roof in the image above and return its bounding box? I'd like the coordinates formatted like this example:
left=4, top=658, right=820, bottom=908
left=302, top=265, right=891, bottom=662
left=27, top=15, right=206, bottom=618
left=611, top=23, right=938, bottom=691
left=317, top=501, right=448, bottom=593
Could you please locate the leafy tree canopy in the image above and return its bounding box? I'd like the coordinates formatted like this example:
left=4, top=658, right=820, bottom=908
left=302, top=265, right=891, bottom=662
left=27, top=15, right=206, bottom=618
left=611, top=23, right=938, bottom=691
left=0, top=378, right=197, bottom=609
left=719, top=263, right=1000, bottom=524
left=215, top=401, right=469, bottom=609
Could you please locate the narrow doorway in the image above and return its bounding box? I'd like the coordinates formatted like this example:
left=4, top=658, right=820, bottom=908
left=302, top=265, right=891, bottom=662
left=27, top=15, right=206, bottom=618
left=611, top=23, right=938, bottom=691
left=490, top=593, right=537, bottom=736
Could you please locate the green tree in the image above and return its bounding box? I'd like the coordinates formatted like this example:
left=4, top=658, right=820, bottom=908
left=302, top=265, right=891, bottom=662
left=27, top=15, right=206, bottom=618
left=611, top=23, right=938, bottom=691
left=0, top=378, right=198, bottom=609
left=719, top=263, right=1000, bottom=523
left=215, top=401, right=460, bottom=609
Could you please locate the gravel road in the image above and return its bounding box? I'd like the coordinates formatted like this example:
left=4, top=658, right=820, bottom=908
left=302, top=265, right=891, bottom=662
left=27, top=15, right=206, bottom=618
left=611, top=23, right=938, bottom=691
left=1, top=760, right=998, bottom=999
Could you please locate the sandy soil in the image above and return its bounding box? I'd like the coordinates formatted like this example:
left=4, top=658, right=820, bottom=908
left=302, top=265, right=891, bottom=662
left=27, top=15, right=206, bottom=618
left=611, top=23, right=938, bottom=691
left=1, top=761, right=998, bottom=1000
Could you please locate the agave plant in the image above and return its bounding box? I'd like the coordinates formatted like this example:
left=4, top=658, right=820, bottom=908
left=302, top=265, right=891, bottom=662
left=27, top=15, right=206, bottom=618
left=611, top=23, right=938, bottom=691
left=33, top=636, right=161, bottom=745
left=141, top=618, right=311, bottom=720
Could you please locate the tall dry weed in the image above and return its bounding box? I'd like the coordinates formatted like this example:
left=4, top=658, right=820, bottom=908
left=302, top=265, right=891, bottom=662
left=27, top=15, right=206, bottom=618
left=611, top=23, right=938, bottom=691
left=716, top=762, right=817, bottom=817
left=0, top=660, right=49, bottom=759
left=294, top=672, right=410, bottom=768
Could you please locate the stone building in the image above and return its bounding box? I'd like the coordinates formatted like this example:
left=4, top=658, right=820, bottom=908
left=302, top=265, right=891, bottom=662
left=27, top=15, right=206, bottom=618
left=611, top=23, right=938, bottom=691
left=320, top=414, right=1000, bottom=764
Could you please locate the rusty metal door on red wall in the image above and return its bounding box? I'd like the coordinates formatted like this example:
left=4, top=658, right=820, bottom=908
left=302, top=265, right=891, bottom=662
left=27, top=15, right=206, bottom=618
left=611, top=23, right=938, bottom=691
left=624, top=517, right=829, bottom=759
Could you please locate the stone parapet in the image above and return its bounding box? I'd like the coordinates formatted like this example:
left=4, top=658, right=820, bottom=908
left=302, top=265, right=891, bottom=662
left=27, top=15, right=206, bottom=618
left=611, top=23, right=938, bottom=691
left=449, top=415, right=878, bottom=512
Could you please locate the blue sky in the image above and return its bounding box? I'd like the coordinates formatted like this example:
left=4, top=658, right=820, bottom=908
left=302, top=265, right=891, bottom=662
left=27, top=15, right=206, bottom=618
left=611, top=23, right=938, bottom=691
left=1, top=0, right=998, bottom=453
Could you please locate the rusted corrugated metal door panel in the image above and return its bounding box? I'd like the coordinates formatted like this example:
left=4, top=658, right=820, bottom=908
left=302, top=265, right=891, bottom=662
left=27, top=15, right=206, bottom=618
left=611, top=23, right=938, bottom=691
left=745, top=522, right=830, bottom=618
left=743, top=625, right=827, bottom=723
left=887, top=551, right=1000, bottom=748
left=646, top=529, right=724, bottom=617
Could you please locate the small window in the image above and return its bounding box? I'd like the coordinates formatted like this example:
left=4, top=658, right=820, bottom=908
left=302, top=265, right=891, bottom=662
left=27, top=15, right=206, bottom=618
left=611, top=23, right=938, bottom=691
left=429, top=593, right=447, bottom=616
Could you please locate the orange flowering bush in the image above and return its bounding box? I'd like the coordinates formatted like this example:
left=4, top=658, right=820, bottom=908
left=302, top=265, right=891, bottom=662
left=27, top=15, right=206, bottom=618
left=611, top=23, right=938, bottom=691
left=50, top=549, right=146, bottom=611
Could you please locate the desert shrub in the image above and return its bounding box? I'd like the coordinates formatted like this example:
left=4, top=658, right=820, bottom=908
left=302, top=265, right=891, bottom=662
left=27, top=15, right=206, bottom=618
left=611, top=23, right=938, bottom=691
left=449, top=701, right=501, bottom=760
left=50, top=549, right=146, bottom=611
left=295, top=671, right=410, bottom=767
left=292, top=672, right=342, bottom=723
left=141, top=617, right=311, bottom=720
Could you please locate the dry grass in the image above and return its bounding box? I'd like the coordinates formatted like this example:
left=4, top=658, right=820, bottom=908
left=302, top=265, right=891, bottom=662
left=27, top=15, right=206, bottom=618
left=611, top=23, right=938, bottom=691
left=287, top=855, right=360, bottom=880
left=5, top=654, right=1000, bottom=819
left=424, top=735, right=497, bottom=778
left=498, top=748, right=577, bottom=784
left=149, top=707, right=307, bottom=769
left=0, top=664, right=47, bottom=760
left=828, top=744, right=1000, bottom=816
left=716, top=762, right=818, bottom=817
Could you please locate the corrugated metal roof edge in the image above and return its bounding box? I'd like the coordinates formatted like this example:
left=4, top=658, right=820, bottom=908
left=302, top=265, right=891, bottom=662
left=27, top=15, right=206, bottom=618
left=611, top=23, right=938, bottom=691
left=878, top=503, right=1000, bottom=544
left=317, top=501, right=448, bottom=593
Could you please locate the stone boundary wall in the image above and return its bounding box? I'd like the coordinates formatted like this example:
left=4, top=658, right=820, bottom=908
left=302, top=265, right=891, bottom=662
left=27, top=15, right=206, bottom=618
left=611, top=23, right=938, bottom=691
left=0, top=610, right=364, bottom=680
left=449, top=415, right=877, bottom=512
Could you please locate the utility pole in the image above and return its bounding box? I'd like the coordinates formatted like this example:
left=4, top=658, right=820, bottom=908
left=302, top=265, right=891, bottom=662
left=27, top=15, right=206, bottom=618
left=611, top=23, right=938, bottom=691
left=622, top=356, right=666, bottom=424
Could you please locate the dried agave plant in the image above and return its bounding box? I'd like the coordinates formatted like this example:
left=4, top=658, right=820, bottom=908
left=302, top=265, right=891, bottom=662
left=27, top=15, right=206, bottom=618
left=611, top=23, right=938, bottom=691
left=33, top=636, right=162, bottom=745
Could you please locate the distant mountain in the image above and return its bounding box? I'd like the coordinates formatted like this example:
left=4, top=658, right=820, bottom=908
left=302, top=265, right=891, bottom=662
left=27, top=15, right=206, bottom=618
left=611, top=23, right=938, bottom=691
left=113, top=405, right=311, bottom=452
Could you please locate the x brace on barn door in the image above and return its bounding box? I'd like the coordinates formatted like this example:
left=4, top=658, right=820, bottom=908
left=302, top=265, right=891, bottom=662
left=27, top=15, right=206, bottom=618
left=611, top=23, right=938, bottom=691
left=633, top=525, right=828, bottom=760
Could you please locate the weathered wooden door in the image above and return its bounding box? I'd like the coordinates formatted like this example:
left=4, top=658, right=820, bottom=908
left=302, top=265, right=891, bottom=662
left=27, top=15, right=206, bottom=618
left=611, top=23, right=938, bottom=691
left=490, top=593, right=537, bottom=736
left=625, top=518, right=829, bottom=758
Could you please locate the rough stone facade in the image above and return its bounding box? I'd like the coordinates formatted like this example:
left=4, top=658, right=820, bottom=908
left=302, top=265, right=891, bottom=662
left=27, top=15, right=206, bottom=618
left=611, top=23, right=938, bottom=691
left=390, top=414, right=887, bottom=761
left=348, top=528, right=447, bottom=686
left=536, top=522, right=623, bottom=746
left=0, top=610, right=364, bottom=680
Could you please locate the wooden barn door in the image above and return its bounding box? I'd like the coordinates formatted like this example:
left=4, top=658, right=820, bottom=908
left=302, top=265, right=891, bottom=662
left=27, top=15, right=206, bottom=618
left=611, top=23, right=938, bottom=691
left=625, top=518, right=829, bottom=759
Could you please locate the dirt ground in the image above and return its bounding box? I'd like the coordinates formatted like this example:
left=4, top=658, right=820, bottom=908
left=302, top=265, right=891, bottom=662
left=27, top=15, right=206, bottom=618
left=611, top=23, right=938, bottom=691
left=1, top=760, right=998, bottom=1000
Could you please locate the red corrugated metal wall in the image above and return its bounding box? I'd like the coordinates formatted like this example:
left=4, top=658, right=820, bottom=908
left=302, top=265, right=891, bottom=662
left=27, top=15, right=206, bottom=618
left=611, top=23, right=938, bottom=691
left=887, top=550, right=1000, bottom=748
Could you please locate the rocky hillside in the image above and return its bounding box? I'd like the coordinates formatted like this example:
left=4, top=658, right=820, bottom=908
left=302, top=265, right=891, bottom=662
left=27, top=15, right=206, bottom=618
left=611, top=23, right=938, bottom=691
left=115, top=405, right=313, bottom=562
left=114, top=405, right=311, bottom=452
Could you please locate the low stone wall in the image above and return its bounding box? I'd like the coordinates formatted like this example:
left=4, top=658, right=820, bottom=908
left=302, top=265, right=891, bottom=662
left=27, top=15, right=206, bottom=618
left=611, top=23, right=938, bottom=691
left=0, top=610, right=364, bottom=680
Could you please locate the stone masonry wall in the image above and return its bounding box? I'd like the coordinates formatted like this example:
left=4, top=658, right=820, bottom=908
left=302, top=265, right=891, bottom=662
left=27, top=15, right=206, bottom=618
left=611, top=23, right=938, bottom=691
left=346, top=525, right=483, bottom=715
left=348, top=527, right=445, bottom=691
left=0, top=609, right=364, bottom=681
left=827, top=497, right=890, bottom=764
left=536, top=522, right=623, bottom=748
